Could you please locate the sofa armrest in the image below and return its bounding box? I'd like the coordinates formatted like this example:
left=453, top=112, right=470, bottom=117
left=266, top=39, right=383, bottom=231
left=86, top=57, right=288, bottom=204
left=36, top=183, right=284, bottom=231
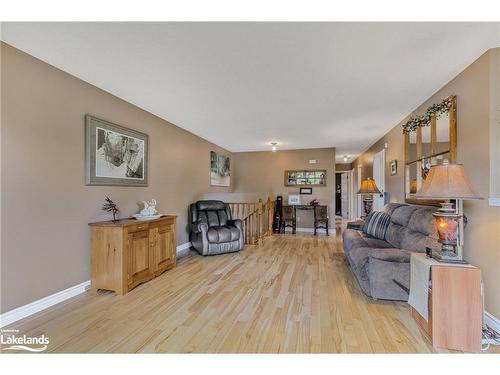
left=369, top=248, right=413, bottom=263
left=347, top=219, right=365, bottom=231
left=191, top=220, right=208, bottom=234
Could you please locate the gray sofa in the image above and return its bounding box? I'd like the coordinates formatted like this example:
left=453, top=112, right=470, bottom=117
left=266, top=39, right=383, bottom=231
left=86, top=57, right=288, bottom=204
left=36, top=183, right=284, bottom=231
left=189, top=200, right=245, bottom=256
left=343, top=203, right=440, bottom=301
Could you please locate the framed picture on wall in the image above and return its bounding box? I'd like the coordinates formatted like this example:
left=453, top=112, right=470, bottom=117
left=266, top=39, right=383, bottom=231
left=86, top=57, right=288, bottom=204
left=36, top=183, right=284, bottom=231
left=284, top=169, right=326, bottom=186
left=288, top=194, right=301, bottom=205
left=390, top=160, right=398, bottom=176
left=85, top=115, right=148, bottom=186
left=300, top=187, right=313, bottom=195
left=210, top=151, right=231, bottom=186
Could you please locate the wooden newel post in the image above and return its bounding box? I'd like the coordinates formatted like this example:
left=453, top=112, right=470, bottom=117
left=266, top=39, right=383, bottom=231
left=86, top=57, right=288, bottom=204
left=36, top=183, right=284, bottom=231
left=244, top=216, right=247, bottom=244
left=257, top=198, right=264, bottom=245
left=266, top=197, right=273, bottom=235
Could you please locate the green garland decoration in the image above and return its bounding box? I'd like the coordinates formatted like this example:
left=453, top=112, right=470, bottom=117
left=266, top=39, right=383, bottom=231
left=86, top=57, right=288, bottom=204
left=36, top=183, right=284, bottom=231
left=402, top=96, right=455, bottom=134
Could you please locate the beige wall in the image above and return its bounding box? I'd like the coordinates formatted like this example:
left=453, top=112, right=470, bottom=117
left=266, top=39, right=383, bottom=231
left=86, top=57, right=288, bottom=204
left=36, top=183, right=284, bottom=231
left=353, top=49, right=500, bottom=318
left=490, top=48, right=500, bottom=200
left=335, top=163, right=353, bottom=172
left=0, top=43, right=233, bottom=312
left=232, top=148, right=336, bottom=228
left=352, top=124, right=405, bottom=204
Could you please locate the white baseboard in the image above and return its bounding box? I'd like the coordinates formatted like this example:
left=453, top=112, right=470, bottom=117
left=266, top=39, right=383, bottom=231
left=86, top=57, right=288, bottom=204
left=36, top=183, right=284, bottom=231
left=176, top=241, right=192, bottom=258
left=485, top=311, right=500, bottom=334
left=489, top=197, right=500, bottom=207
left=0, top=242, right=193, bottom=328
left=0, top=280, right=91, bottom=328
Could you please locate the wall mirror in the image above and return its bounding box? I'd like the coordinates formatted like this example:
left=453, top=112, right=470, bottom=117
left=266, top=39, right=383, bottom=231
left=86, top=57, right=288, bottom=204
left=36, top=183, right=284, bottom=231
left=403, top=96, right=457, bottom=205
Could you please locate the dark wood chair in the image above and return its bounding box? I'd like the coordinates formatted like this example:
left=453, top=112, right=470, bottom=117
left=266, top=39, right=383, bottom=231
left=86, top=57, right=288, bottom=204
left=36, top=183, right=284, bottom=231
left=281, top=205, right=296, bottom=234
left=314, top=205, right=329, bottom=236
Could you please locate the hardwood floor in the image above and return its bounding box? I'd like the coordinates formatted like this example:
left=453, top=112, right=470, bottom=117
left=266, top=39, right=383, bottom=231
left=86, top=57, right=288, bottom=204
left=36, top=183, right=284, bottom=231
left=2, top=223, right=494, bottom=353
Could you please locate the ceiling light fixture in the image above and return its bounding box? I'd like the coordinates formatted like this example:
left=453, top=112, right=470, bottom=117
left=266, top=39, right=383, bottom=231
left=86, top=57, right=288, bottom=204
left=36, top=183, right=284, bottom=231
left=270, top=142, right=278, bottom=152
left=343, top=155, right=348, bottom=162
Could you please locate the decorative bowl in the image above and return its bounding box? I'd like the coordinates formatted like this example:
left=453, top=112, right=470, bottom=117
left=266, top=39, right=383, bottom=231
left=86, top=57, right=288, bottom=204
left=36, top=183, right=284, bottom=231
left=132, top=214, right=162, bottom=221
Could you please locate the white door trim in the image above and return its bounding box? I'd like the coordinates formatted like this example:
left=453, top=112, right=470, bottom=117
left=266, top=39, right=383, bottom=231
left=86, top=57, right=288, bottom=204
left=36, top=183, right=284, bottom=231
left=348, top=169, right=355, bottom=220
left=357, top=165, right=363, bottom=218
left=372, top=149, right=386, bottom=211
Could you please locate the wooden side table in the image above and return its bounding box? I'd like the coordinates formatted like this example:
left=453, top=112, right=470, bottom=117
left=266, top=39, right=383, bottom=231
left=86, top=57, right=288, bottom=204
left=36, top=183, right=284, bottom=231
left=89, top=216, right=177, bottom=295
left=410, top=261, right=482, bottom=352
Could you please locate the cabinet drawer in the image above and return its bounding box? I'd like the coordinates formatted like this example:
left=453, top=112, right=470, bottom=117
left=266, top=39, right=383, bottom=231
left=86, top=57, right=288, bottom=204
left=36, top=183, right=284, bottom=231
left=150, top=219, right=175, bottom=232
left=127, top=223, right=149, bottom=233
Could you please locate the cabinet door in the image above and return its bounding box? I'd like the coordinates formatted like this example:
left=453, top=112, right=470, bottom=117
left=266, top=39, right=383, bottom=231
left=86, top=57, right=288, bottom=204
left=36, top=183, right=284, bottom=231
left=431, top=266, right=482, bottom=352
left=151, top=224, right=175, bottom=274
left=126, top=230, right=152, bottom=285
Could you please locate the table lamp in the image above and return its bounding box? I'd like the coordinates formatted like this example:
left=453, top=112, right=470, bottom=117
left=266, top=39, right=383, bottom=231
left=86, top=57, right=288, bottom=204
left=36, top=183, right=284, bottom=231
left=410, top=179, right=418, bottom=194
left=414, top=160, right=482, bottom=262
left=357, top=177, right=381, bottom=217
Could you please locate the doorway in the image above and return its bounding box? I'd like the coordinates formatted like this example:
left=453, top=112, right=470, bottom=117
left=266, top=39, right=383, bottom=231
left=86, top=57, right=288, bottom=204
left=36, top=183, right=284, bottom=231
left=335, top=171, right=353, bottom=219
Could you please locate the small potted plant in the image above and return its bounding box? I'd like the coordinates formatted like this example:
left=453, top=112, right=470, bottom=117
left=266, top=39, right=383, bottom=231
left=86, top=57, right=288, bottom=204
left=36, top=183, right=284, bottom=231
left=102, top=196, right=119, bottom=222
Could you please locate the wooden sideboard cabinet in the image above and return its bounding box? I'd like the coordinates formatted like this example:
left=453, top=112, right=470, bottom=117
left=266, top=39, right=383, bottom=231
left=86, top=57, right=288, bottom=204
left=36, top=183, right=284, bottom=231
left=89, top=216, right=177, bottom=295
left=410, top=264, right=482, bottom=352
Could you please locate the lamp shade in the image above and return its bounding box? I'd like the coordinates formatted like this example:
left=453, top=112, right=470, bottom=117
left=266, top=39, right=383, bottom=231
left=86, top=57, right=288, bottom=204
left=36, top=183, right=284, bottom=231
left=414, top=163, right=481, bottom=200
left=357, top=178, right=381, bottom=194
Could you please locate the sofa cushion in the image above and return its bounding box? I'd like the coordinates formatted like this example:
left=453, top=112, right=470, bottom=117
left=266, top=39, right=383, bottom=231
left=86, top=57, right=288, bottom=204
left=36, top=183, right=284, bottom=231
left=363, top=211, right=391, bottom=240
left=343, top=229, right=392, bottom=254
left=207, top=225, right=240, bottom=243
left=369, top=247, right=413, bottom=263
left=380, top=203, right=408, bottom=216
left=407, top=206, right=438, bottom=237
left=400, top=228, right=440, bottom=254
left=364, top=237, right=393, bottom=249
left=390, top=205, right=420, bottom=227
left=385, top=222, right=405, bottom=248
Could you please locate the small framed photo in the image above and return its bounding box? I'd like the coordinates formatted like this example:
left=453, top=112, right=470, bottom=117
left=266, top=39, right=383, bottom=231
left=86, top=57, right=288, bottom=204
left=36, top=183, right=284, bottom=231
left=288, top=194, right=301, bottom=205
left=300, top=187, right=313, bottom=195
left=210, top=151, right=231, bottom=187
left=390, top=160, right=398, bottom=176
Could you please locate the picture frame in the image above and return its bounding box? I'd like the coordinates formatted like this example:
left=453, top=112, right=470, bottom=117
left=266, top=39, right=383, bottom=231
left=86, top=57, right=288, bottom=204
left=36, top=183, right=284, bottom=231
left=210, top=151, right=231, bottom=187
left=288, top=194, right=301, bottom=205
left=284, top=169, right=326, bottom=186
left=85, top=115, right=148, bottom=186
left=300, top=187, right=313, bottom=195
left=390, top=160, right=398, bottom=176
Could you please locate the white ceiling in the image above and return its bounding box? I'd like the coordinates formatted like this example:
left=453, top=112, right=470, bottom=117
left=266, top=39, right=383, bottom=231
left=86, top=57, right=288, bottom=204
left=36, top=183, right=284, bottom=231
left=2, top=22, right=499, bottom=162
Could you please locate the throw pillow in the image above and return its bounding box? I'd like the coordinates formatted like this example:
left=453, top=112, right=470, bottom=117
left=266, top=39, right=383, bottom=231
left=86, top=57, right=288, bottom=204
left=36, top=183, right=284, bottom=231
left=362, top=211, right=391, bottom=240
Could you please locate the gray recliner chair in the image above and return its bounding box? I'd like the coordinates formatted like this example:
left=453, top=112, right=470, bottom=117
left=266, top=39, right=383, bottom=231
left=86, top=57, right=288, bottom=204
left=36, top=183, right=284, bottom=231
left=189, top=200, right=245, bottom=255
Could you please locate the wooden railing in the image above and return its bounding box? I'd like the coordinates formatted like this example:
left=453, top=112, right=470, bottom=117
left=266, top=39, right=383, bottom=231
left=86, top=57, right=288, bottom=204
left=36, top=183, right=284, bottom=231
left=228, top=197, right=275, bottom=245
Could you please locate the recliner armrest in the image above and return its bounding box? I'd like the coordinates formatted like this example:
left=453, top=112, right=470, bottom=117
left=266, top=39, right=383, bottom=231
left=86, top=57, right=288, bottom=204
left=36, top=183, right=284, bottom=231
left=369, top=248, right=412, bottom=263
left=191, top=220, right=208, bottom=234
left=227, top=219, right=244, bottom=231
